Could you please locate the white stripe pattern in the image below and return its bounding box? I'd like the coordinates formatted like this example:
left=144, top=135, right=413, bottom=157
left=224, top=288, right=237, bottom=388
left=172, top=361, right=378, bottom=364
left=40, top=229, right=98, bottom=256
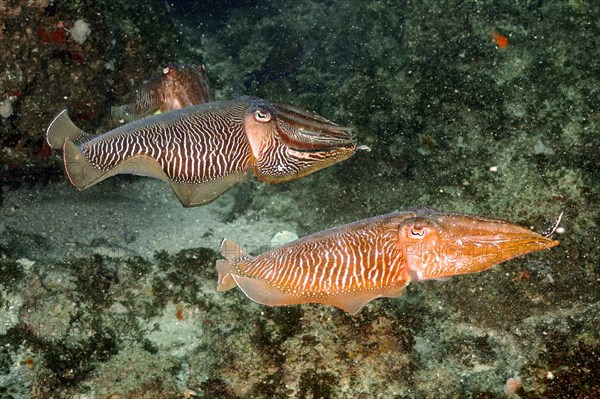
left=81, top=101, right=252, bottom=183
left=234, top=213, right=412, bottom=300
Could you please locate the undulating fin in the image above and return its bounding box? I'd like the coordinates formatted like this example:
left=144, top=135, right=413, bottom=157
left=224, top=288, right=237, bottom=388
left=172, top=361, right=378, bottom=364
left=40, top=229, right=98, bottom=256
left=110, top=104, right=152, bottom=126
left=46, top=110, right=93, bottom=149
left=231, top=275, right=306, bottom=307
left=324, top=284, right=407, bottom=315
left=220, top=238, right=248, bottom=260
left=216, top=260, right=236, bottom=291
left=217, top=239, right=249, bottom=291
left=233, top=275, right=407, bottom=315
left=409, top=205, right=441, bottom=215
left=62, top=140, right=106, bottom=190
left=49, top=110, right=114, bottom=190
left=169, top=171, right=249, bottom=207
left=63, top=142, right=167, bottom=191
left=217, top=238, right=247, bottom=291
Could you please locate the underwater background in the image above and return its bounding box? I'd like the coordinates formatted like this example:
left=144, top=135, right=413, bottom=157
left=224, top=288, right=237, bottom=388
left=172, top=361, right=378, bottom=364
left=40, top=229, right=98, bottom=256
left=0, top=0, right=599, bottom=398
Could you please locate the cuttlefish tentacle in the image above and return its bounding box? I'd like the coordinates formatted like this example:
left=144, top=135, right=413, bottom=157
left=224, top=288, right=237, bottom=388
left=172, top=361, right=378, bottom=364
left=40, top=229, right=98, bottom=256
left=47, top=96, right=361, bottom=207
left=217, top=210, right=560, bottom=315
left=243, top=98, right=359, bottom=183
left=542, top=212, right=564, bottom=238
left=271, top=102, right=356, bottom=149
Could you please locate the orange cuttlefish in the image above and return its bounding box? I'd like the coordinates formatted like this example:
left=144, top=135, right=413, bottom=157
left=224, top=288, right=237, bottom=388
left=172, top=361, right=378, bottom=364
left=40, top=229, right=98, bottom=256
left=46, top=96, right=366, bottom=207
left=217, top=209, right=561, bottom=314
left=110, top=64, right=212, bottom=126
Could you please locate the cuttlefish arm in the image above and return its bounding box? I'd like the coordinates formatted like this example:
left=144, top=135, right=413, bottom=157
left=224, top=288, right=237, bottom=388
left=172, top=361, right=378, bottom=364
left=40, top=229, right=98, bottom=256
left=217, top=210, right=560, bottom=315
left=403, top=210, right=561, bottom=281
left=242, top=98, right=366, bottom=183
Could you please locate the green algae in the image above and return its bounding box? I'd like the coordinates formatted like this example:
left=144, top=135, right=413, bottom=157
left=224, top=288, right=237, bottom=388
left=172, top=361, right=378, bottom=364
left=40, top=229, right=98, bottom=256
left=0, top=259, right=25, bottom=292
left=298, top=369, right=338, bottom=399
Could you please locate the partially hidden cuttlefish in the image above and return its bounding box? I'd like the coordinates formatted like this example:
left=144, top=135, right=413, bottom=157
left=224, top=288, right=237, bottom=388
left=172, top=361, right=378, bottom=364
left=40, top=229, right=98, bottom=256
left=217, top=209, right=561, bottom=315
left=46, top=96, right=366, bottom=207
left=110, top=64, right=211, bottom=126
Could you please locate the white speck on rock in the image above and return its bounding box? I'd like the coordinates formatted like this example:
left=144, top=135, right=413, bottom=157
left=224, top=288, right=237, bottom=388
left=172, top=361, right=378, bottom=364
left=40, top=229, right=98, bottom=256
left=16, top=258, right=35, bottom=268
left=271, top=230, right=299, bottom=247
left=533, top=139, right=555, bottom=155
left=69, top=19, right=91, bottom=44
left=0, top=97, right=14, bottom=118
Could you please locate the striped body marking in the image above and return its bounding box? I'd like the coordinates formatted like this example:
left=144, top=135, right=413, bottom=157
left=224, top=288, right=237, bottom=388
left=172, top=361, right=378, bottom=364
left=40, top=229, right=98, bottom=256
left=83, top=101, right=251, bottom=183
left=237, top=216, right=405, bottom=298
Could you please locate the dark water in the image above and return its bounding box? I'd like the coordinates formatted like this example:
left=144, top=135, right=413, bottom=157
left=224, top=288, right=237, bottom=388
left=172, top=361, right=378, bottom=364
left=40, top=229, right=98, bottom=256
left=0, top=0, right=598, bottom=398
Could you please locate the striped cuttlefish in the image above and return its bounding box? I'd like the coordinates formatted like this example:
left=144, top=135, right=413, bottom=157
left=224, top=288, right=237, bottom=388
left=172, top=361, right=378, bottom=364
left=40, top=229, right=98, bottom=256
left=46, top=96, right=364, bottom=207
left=217, top=209, right=561, bottom=315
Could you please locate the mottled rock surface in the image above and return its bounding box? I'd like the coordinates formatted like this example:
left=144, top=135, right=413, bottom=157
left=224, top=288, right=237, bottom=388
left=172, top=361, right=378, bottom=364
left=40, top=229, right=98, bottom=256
left=1, top=0, right=598, bottom=398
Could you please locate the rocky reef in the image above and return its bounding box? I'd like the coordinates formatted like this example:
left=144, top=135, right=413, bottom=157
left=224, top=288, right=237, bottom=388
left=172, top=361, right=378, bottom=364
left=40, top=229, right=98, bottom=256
left=0, top=0, right=192, bottom=192
left=1, top=0, right=598, bottom=398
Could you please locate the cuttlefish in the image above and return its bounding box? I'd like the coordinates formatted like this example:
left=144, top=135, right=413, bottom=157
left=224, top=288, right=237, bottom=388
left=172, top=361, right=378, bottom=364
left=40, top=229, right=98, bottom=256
left=217, top=209, right=561, bottom=314
left=46, top=96, right=363, bottom=207
left=110, top=64, right=211, bottom=126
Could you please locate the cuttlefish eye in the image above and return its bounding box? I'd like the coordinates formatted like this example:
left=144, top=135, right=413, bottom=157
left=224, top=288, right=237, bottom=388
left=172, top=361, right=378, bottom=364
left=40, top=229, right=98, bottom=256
left=253, top=108, right=272, bottom=122
left=410, top=226, right=430, bottom=238
left=403, top=225, right=430, bottom=239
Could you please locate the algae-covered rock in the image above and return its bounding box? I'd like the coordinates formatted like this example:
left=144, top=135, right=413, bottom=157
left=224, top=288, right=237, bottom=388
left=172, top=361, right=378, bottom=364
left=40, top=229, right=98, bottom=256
left=0, top=0, right=599, bottom=397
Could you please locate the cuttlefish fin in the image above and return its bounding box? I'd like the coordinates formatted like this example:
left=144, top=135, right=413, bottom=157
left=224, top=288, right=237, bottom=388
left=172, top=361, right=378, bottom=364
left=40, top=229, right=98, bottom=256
left=64, top=140, right=244, bottom=206
left=325, top=284, right=408, bottom=315
left=169, top=171, right=249, bottom=207
left=216, top=238, right=249, bottom=291
left=63, top=141, right=167, bottom=190
left=231, top=275, right=307, bottom=308
left=63, top=140, right=106, bottom=189
left=46, top=109, right=94, bottom=148
left=47, top=110, right=109, bottom=189
left=231, top=276, right=407, bottom=315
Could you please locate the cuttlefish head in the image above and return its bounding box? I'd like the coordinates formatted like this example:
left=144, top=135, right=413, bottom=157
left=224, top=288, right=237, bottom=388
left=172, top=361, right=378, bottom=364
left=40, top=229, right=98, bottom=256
left=242, top=96, right=362, bottom=183
left=398, top=210, right=560, bottom=281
